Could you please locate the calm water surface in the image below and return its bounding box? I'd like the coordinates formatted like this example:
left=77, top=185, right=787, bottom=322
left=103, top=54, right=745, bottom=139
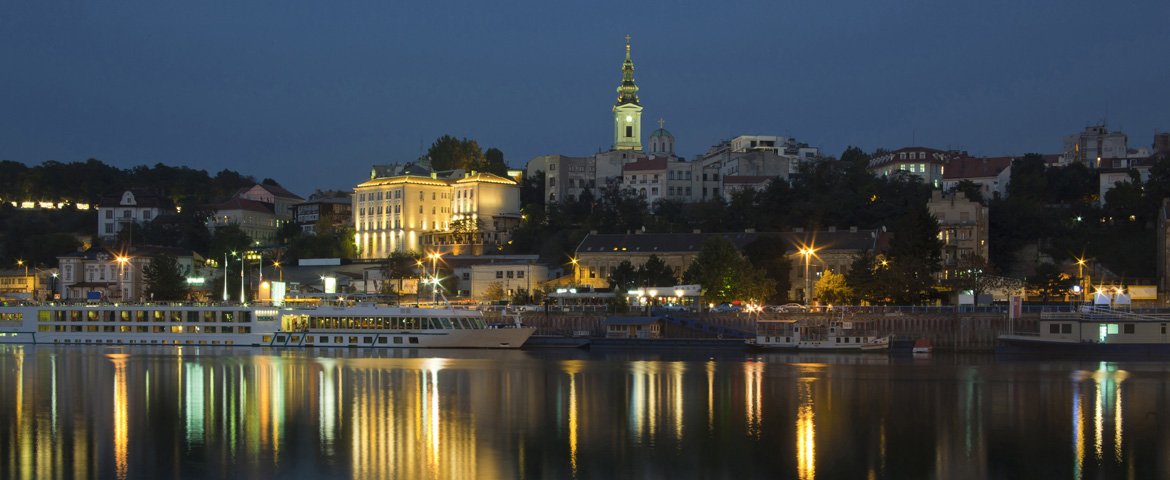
left=2, top=345, right=1168, bottom=479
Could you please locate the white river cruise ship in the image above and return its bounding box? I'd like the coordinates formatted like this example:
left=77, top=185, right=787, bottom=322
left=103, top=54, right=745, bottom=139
left=0, top=300, right=534, bottom=349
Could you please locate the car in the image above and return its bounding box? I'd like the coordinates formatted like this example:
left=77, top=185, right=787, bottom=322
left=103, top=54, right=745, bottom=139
left=711, top=303, right=742, bottom=313
left=778, top=303, right=806, bottom=313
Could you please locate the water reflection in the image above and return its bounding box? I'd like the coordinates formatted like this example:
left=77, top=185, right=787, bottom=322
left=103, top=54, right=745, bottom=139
left=796, top=378, right=816, bottom=480
left=2, top=347, right=1170, bottom=479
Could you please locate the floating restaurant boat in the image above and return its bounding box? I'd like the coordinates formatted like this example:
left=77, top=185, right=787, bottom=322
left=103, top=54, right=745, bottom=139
left=752, top=318, right=891, bottom=351
left=0, top=297, right=534, bottom=349
left=997, top=306, right=1170, bottom=355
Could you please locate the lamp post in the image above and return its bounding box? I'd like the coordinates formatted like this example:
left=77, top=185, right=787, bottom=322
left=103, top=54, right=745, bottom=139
left=429, top=253, right=441, bottom=304
left=800, top=248, right=815, bottom=305
left=416, top=259, right=424, bottom=307
left=223, top=253, right=229, bottom=303
left=1076, top=258, right=1086, bottom=304
left=239, top=253, right=245, bottom=304
left=570, top=257, right=578, bottom=284
left=16, top=260, right=29, bottom=298
left=51, top=273, right=58, bottom=301
left=273, top=261, right=283, bottom=282
left=115, top=256, right=128, bottom=302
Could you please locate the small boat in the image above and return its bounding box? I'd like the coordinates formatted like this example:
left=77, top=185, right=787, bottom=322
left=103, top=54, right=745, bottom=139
left=997, top=306, right=1170, bottom=355
left=753, top=318, right=890, bottom=351
left=912, top=339, right=933, bottom=353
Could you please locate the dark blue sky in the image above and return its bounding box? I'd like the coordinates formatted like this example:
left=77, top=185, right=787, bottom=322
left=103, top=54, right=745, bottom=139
left=4, top=0, right=1168, bottom=197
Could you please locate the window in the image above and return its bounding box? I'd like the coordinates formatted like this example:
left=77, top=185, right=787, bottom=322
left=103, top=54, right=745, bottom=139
left=105, top=224, right=114, bottom=234
left=496, top=271, right=503, bottom=279
left=123, top=210, right=131, bottom=218
left=462, top=272, right=470, bottom=280
left=105, top=210, right=113, bottom=219
left=626, top=126, right=633, bottom=137
left=1050, top=324, right=1060, bottom=334
left=1062, top=324, right=1072, bottom=334
left=517, top=271, right=524, bottom=278
left=432, top=192, right=436, bottom=200
left=550, top=163, right=556, bottom=171
left=1124, top=324, right=1135, bottom=334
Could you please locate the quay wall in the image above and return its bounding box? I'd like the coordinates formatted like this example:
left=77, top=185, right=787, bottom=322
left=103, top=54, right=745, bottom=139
left=502, top=311, right=1038, bottom=352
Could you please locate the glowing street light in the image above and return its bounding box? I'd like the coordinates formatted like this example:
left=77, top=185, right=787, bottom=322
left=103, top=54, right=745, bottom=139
left=800, top=247, right=816, bottom=305
left=1076, top=257, right=1087, bottom=304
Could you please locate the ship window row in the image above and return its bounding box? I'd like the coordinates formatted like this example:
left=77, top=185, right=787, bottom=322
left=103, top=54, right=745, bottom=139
left=38, top=310, right=250, bottom=323
left=38, top=325, right=252, bottom=334
left=284, top=315, right=484, bottom=331
left=267, top=335, right=420, bottom=345
left=53, top=339, right=236, bottom=345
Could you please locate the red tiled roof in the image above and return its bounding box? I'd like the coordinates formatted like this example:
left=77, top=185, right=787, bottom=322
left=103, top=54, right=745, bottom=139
left=214, top=197, right=274, bottom=214
left=867, top=147, right=956, bottom=170
left=624, top=157, right=668, bottom=172
left=723, top=175, right=776, bottom=185
left=943, top=156, right=1013, bottom=180
left=236, top=183, right=304, bottom=201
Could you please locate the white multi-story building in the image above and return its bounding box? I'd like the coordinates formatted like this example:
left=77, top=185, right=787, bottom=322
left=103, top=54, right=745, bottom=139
left=866, top=147, right=954, bottom=188
left=96, top=190, right=176, bottom=241
left=1062, top=125, right=1129, bottom=166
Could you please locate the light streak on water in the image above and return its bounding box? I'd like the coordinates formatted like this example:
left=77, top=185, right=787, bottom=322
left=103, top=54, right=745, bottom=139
left=796, top=378, right=816, bottom=480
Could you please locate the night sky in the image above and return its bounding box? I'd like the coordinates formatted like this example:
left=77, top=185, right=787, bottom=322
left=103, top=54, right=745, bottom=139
left=4, top=0, right=1168, bottom=197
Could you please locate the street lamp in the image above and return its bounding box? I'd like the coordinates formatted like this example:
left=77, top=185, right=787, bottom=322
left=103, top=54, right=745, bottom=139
left=416, top=259, right=425, bottom=307
left=115, top=256, right=128, bottom=302
left=273, top=261, right=283, bottom=282
left=570, top=257, right=578, bottom=284
left=51, top=273, right=58, bottom=301
left=16, top=260, right=29, bottom=298
left=1076, top=257, right=1086, bottom=304
left=800, top=248, right=816, bottom=305
left=223, top=253, right=230, bottom=303
left=429, top=253, right=441, bottom=304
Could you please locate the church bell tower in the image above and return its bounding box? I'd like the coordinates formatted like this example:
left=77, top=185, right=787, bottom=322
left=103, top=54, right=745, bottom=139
left=612, top=36, right=643, bottom=151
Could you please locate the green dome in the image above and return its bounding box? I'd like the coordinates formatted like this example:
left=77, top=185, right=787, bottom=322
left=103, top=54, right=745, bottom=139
left=649, top=128, right=673, bottom=138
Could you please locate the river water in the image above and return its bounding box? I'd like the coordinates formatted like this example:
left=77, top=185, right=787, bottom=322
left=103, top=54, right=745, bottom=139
left=1, top=345, right=1167, bottom=479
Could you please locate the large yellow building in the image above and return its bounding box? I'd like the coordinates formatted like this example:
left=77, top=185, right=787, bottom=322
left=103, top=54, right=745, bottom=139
left=353, top=164, right=520, bottom=259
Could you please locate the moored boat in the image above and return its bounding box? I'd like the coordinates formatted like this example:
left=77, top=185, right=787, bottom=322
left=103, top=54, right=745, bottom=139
left=0, top=300, right=534, bottom=349
left=753, top=318, right=891, bottom=351
left=997, top=306, right=1170, bottom=355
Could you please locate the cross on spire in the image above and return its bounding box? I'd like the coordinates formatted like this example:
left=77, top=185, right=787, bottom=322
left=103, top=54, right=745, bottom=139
left=625, top=34, right=630, bottom=44
left=658, top=118, right=665, bottom=129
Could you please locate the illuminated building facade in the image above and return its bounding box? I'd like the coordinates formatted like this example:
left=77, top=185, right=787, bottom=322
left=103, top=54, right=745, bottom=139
left=96, top=190, right=176, bottom=241
left=354, top=164, right=521, bottom=259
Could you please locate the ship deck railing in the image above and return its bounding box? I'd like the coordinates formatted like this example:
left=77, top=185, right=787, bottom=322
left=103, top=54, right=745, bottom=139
left=1040, top=306, right=1170, bottom=322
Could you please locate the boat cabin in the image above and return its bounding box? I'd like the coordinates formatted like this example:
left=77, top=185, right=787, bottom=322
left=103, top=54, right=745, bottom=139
left=603, top=316, right=662, bottom=339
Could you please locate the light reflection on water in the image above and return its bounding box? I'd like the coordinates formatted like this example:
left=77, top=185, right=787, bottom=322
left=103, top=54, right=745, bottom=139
left=2, top=346, right=1170, bottom=479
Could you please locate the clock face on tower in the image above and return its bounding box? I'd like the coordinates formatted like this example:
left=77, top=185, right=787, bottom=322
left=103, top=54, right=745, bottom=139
left=626, top=116, right=632, bottom=122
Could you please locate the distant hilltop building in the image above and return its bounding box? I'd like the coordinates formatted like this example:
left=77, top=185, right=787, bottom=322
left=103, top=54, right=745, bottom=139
left=97, top=189, right=176, bottom=242
left=527, top=37, right=818, bottom=205
left=206, top=183, right=304, bottom=245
